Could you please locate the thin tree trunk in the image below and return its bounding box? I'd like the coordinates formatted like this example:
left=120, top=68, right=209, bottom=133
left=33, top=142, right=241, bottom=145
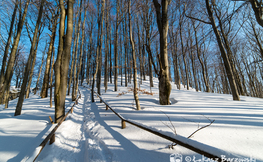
left=68, top=16, right=78, bottom=95
left=75, top=0, right=88, bottom=97
left=129, top=0, right=140, bottom=110
left=50, top=48, right=55, bottom=107
left=86, top=16, right=94, bottom=85
left=92, top=0, right=105, bottom=101
left=15, top=0, right=45, bottom=116
left=110, top=25, right=112, bottom=84
left=0, top=0, right=18, bottom=89
left=179, top=21, right=189, bottom=90
left=97, top=0, right=105, bottom=95
left=124, top=13, right=128, bottom=87
left=206, top=0, right=240, bottom=101
left=216, top=13, right=244, bottom=96
left=114, top=0, right=119, bottom=91
left=104, top=0, right=109, bottom=91
left=41, top=12, right=58, bottom=98
left=25, top=31, right=42, bottom=99
left=72, top=1, right=82, bottom=100
left=0, top=0, right=30, bottom=105
left=145, top=5, right=154, bottom=88
left=34, top=44, right=46, bottom=95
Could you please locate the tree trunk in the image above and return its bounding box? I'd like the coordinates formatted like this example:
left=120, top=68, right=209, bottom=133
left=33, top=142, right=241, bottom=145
left=216, top=13, right=244, bottom=96
left=189, top=32, right=198, bottom=91
left=68, top=17, right=78, bottom=95
left=72, top=2, right=82, bottom=100
left=206, top=0, right=240, bottom=101
left=152, top=0, right=172, bottom=105
left=0, top=0, right=18, bottom=89
left=192, top=22, right=210, bottom=92
left=114, top=0, right=119, bottom=92
left=97, top=0, right=105, bottom=95
left=104, top=0, right=109, bottom=91
left=0, top=0, right=30, bottom=105
left=75, top=0, right=88, bottom=97
left=86, top=16, right=94, bottom=85
left=50, top=48, right=55, bottom=107
left=179, top=21, right=189, bottom=90
left=110, top=25, right=112, bottom=84
left=124, top=13, right=128, bottom=87
left=54, top=0, right=74, bottom=123
left=41, top=13, right=58, bottom=98
left=25, top=31, right=42, bottom=99
left=145, top=5, right=154, bottom=88
left=15, top=0, right=45, bottom=116
left=34, top=43, right=46, bottom=95
left=129, top=0, right=140, bottom=110
left=92, top=0, right=105, bottom=101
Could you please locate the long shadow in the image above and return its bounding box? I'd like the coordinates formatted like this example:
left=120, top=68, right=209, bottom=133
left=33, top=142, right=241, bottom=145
left=95, top=95, right=263, bottom=127
left=90, top=100, right=172, bottom=162
left=6, top=124, right=52, bottom=162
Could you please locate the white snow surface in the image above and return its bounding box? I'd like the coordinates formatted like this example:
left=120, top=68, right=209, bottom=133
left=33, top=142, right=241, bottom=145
left=0, top=76, right=262, bottom=162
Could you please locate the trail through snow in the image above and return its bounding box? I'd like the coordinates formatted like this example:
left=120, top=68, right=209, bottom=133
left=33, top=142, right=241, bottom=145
left=37, top=88, right=115, bottom=162
left=0, top=77, right=263, bottom=162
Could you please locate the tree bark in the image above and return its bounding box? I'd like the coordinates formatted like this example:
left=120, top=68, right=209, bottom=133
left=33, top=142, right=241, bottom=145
left=129, top=0, right=140, bottom=110
left=0, top=0, right=30, bottom=105
left=72, top=1, right=82, bottom=100
left=54, top=0, right=74, bottom=123
left=0, top=0, right=18, bottom=89
left=15, top=0, right=45, bottom=116
left=179, top=22, right=189, bottom=90
left=41, top=12, right=58, bottom=98
left=152, top=0, right=172, bottom=105
left=249, top=0, right=263, bottom=27
left=75, top=0, right=88, bottom=97
left=97, top=0, right=105, bottom=95
left=189, top=27, right=198, bottom=92
left=50, top=48, right=55, bottom=107
left=92, top=0, right=105, bottom=101
left=104, top=0, right=109, bottom=91
left=192, top=22, right=210, bottom=92
left=114, top=0, right=120, bottom=92
left=206, top=0, right=240, bottom=101
left=25, top=29, right=42, bottom=99
left=34, top=43, right=46, bottom=95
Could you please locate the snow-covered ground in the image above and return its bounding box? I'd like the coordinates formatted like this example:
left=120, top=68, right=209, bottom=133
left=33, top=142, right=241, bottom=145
left=0, top=77, right=262, bottom=162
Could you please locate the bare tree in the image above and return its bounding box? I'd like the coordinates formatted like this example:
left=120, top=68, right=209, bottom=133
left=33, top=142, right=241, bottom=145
left=128, top=0, right=141, bottom=110
left=54, top=0, right=74, bottom=123
left=0, top=0, right=30, bottom=107
left=15, top=0, right=45, bottom=115
left=152, top=0, right=172, bottom=105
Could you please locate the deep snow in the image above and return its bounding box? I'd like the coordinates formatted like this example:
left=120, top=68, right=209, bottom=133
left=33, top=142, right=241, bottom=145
left=0, top=77, right=262, bottom=162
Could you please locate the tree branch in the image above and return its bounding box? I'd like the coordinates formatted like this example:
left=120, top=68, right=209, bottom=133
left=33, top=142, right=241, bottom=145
left=145, top=44, right=159, bottom=76
left=185, top=14, right=212, bottom=24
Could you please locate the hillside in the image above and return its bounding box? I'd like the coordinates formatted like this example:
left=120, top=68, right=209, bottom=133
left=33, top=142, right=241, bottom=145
left=0, top=77, right=262, bottom=162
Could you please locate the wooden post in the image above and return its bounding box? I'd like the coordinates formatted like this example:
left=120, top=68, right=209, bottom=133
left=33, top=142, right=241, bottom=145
left=49, top=116, right=54, bottom=124
left=49, top=134, right=55, bottom=144
left=122, top=120, right=126, bottom=129
left=71, top=107, right=73, bottom=113
left=106, top=105, right=109, bottom=110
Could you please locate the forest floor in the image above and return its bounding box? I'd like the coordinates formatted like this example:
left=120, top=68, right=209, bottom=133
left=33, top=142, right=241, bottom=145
left=0, top=76, right=263, bottom=162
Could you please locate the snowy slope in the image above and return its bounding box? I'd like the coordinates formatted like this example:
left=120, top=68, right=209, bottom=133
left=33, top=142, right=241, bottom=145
left=0, top=76, right=262, bottom=162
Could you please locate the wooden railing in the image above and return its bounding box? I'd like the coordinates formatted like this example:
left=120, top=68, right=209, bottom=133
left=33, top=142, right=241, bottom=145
left=91, top=89, right=240, bottom=162
left=30, top=90, right=81, bottom=162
